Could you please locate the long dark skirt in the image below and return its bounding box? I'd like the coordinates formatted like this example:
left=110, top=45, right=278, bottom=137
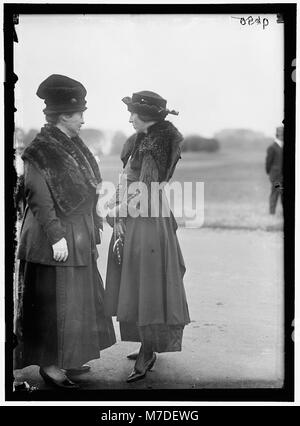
left=15, top=257, right=116, bottom=370
left=105, top=215, right=190, bottom=353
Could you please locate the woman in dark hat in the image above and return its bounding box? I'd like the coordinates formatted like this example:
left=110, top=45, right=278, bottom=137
left=15, top=74, right=116, bottom=389
left=105, top=91, right=190, bottom=382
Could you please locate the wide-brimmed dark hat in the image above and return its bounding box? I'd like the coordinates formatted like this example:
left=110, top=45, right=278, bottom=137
left=122, top=90, right=178, bottom=121
left=37, top=74, right=87, bottom=114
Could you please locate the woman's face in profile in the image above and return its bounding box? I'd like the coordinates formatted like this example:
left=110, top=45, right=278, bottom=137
left=63, top=111, right=84, bottom=137
left=129, top=112, right=148, bottom=133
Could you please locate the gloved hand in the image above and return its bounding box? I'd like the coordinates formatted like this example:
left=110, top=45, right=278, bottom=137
left=52, top=237, right=68, bottom=262
left=114, top=220, right=125, bottom=238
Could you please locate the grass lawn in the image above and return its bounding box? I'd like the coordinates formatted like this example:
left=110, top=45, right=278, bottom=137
left=98, top=146, right=283, bottom=231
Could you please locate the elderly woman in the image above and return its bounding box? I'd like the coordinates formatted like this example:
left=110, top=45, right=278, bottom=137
left=15, top=74, right=116, bottom=389
left=105, top=91, right=190, bottom=383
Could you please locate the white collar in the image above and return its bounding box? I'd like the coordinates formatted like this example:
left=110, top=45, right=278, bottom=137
left=274, top=138, right=283, bottom=148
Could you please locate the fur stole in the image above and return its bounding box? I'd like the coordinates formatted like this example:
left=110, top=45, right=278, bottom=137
left=22, top=125, right=102, bottom=216
left=121, top=120, right=183, bottom=187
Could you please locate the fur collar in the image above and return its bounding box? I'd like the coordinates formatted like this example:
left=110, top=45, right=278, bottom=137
left=121, top=120, right=183, bottom=182
left=22, top=125, right=102, bottom=216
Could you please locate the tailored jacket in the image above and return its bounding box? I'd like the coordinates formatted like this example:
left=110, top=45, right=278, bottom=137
left=265, top=141, right=283, bottom=183
left=17, top=125, right=103, bottom=267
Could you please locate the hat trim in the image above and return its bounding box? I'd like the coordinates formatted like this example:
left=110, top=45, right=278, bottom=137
left=122, top=97, right=178, bottom=117
left=43, top=105, right=87, bottom=114
left=122, top=97, right=166, bottom=113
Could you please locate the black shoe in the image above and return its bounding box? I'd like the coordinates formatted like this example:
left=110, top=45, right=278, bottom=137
left=127, top=351, right=157, bottom=361
left=145, top=353, right=157, bottom=371
left=126, top=353, right=157, bottom=383
left=126, top=368, right=147, bottom=383
left=13, top=381, right=37, bottom=393
left=126, top=351, right=139, bottom=361
left=65, top=365, right=91, bottom=375
left=39, top=367, right=79, bottom=389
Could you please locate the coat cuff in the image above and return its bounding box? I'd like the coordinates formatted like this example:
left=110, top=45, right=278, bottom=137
left=44, top=220, right=66, bottom=245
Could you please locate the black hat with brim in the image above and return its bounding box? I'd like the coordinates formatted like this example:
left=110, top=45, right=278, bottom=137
left=37, top=74, right=87, bottom=114
left=122, top=90, right=178, bottom=120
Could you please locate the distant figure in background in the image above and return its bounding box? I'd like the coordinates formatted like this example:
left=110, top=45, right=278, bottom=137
left=265, top=126, right=283, bottom=214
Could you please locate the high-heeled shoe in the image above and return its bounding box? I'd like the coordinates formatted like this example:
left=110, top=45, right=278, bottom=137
left=126, top=351, right=140, bottom=361
left=126, top=353, right=157, bottom=383
left=39, top=367, right=79, bottom=389
left=65, top=364, right=91, bottom=375
left=127, top=348, right=157, bottom=361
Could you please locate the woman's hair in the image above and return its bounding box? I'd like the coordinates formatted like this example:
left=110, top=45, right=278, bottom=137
left=137, top=113, right=166, bottom=123
left=45, top=112, right=75, bottom=125
left=45, top=112, right=61, bottom=125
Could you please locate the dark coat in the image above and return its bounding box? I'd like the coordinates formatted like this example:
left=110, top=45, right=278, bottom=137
left=105, top=121, right=190, bottom=333
left=265, top=141, right=283, bottom=183
left=17, top=125, right=103, bottom=267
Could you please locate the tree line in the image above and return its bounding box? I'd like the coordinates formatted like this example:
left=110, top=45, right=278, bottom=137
left=14, top=127, right=222, bottom=156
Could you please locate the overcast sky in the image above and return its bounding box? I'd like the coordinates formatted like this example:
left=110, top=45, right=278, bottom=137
left=14, top=13, right=284, bottom=138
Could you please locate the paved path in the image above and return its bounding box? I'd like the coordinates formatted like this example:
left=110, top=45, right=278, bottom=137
left=15, top=227, right=284, bottom=390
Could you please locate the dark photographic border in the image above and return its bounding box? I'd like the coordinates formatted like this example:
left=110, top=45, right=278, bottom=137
left=4, top=2, right=296, bottom=403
